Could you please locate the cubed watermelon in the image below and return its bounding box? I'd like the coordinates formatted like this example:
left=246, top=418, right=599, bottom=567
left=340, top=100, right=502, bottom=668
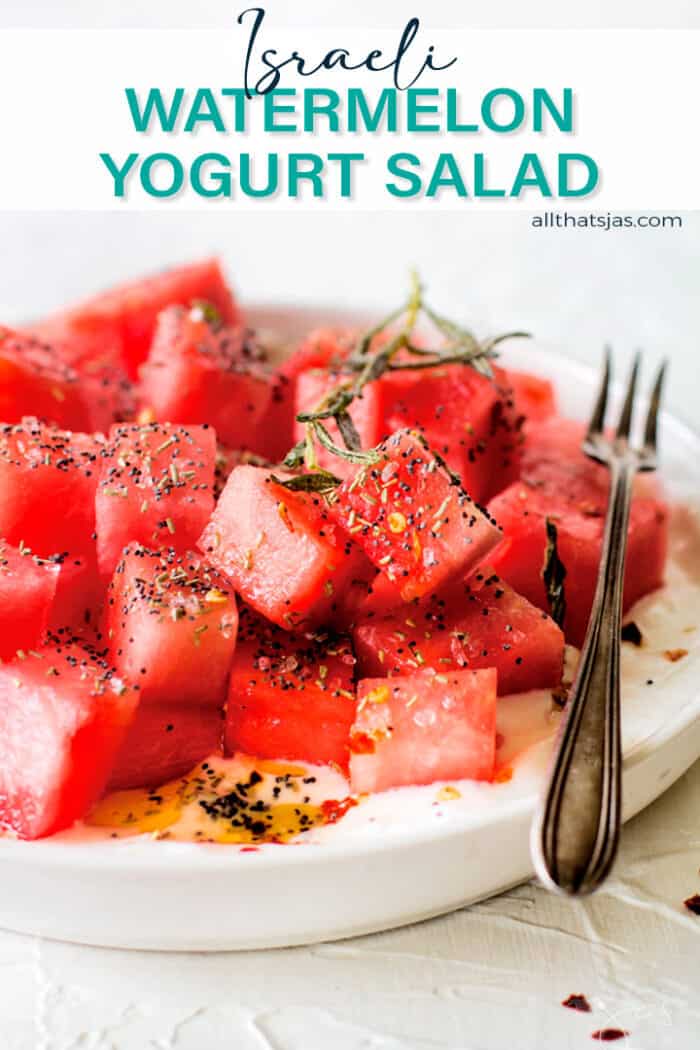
left=226, top=609, right=356, bottom=770
left=377, top=365, right=522, bottom=503
left=49, top=552, right=104, bottom=633
left=329, top=429, right=502, bottom=602
left=294, top=367, right=386, bottom=480
left=107, top=703, right=224, bottom=791
left=105, top=545, right=238, bottom=707
left=0, top=541, right=59, bottom=660
left=199, top=465, right=369, bottom=629
left=350, top=668, right=497, bottom=793
left=0, top=328, right=96, bottom=431
left=505, top=369, right=557, bottom=425
left=139, top=306, right=274, bottom=449
left=353, top=570, right=564, bottom=695
left=0, top=418, right=104, bottom=557
left=0, top=635, right=138, bottom=838
left=23, top=319, right=135, bottom=432
left=488, top=418, right=669, bottom=646
left=96, top=422, right=216, bottom=578
left=36, top=258, right=239, bottom=379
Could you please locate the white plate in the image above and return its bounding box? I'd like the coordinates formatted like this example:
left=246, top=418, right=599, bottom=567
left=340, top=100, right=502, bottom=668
left=1, top=307, right=699, bottom=951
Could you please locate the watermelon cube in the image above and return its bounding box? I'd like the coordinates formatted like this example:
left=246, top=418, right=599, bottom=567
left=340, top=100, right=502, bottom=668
left=0, top=418, right=104, bottom=557
left=329, top=429, right=502, bottom=602
left=105, top=544, right=238, bottom=707
left=353, top=570, right=565, bottom=696
left=107, top=703, right=224, bottom=791
left=49, top=551, right=104, bottom=633
left=96, top=421, right=216, bottom=578
left=350, top=668, right=497, bottom=793
left=0, top=635, right=138, bottom=838
left=505, top=369, right=557, bottom=426
left=36, top=258, right=240, bottom=379
left=488, top=418, right=669, bottom=646
left=294, top=367, right=386, bottom=480
left=377, top=365, right=522, bottom=504
left=0, top=541, right=59, bottom=660
left=199, top=464, right=370, bottom=629
left=0, top=327, right=96, bottom=432
left=139, top=306, right=274, bottom=450
left=226, top=609, right=356, bottom=770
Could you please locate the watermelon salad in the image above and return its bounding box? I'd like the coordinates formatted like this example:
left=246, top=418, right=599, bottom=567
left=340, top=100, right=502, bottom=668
left=0, top=261, right=669, bottom=843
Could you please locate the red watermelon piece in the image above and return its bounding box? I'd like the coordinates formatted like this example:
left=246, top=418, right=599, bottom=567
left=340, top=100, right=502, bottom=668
left=0, top=327, right=96, bottom=432
left=199, top=464, right=370, bottom=630
left=226, top=609, right=356, bottom=770
left=0, top=635, right=138, bottom=838
left=49, top=552, right=104, bottom=634
left=505, top=369, right=556, bottom=425
left=0, top=418, right=104, bottom=557
left=0, top=541, right=59, bottom=660
left=95, top=422, right=216, bottom=579
left=36, top=258, right=239, bottom=379
left=377, top=365, right=522, bottom=504
left=350, top=668, right=497, bottom=793
left=139, top=306, right=274, bottom=449
left=294, top=367, right=386, bottom=481
left=352, top=570, right=564, bottom=696
left=488, top=418, right=668, bottom=646
left=329, top=429, right=502, bottom=602
left=105, top=545, right=238, bottom=707
left=107, top=703, right=224, bottom=791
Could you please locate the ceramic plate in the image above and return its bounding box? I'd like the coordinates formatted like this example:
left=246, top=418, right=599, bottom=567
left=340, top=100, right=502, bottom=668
left=1, top=307, right=698, bottom=950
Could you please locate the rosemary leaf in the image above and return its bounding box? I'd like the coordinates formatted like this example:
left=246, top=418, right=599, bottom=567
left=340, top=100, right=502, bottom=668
left=336, top=411, right=362, bottom=452
left=543, top=518, right=567, bottom=629
left=269, top=471, right=341, bottom=494
left=313, top=421, right=381, bottom=465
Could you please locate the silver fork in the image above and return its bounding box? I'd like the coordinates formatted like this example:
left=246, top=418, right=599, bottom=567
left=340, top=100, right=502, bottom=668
left=530, top=349, right=667, bottom=896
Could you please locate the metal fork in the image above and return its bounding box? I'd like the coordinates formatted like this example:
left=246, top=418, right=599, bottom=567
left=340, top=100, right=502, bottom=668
left=530, top=349, right=667, bottom=896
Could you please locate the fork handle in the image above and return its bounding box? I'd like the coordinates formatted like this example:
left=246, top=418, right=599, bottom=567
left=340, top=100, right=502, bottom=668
left=531, top=457, right=636, bottom=895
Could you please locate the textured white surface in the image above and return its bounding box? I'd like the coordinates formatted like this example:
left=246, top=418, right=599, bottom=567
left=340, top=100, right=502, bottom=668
left=0, top=180, right=698, bottom=1040
left=0, top=765, right=698, bottom=1049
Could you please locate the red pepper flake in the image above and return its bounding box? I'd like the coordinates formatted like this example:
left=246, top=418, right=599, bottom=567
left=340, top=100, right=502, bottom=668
left=239, top=846, right=259, bottom=853
left=664, top=648, right=688, bottom=663
left=683, top=893, right=700, bottom=915
left=321, top=797, right=358, bottom=824
left=592, top=1030, right=629, bottom=1042
left=562, top=994, right=591, bottom=1013
left=349, top=731, right=376, bottom=754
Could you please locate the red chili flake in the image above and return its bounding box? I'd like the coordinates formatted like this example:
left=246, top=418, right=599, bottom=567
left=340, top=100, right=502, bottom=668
left=349, top=731, right=376, bottom=754
left=683, top=893, right=700, bottom=915
left=592, top=1030, right=629, bottom=1042
left=562, top=994, right=591, bottom=1013
left=239, top=846, right=259, bottom=853
left=321, top=797, right=358, bottom=824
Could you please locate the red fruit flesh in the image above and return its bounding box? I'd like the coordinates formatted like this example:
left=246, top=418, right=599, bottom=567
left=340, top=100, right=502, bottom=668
left=0, top=541, right=59, bottom=660
left=350, top=668, right=497, bottom=793
left=105, top=545, right=238, bottom=707
left=353, top=570, right=564, bottom=696
left=107, top=704, right=224, bottom=791
left=140, top=306, right=273, bottom=449
left=199, top=464, right=369, bottom=630
left=330, top=429, right=502, bottom=602
left=226, top=609, right=356, bottom=770
left=0, top=636, right=138, bottom=838
left=95, top=422, right=216, bottom=579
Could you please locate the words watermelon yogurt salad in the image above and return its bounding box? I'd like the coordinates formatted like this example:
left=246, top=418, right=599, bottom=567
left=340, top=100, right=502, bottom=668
left=0, top=260, right=675, bottom=845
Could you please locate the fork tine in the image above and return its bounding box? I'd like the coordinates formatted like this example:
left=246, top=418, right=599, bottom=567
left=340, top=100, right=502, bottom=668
left=586, top=346, right=612, bottom=438
left=642, top=359, right=667, bottom=453
left=615, top=352, right=641, bottom=440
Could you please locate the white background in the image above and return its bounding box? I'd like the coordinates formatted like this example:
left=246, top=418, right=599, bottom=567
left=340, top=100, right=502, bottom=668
left=1, top=3, right=699, bottom=1049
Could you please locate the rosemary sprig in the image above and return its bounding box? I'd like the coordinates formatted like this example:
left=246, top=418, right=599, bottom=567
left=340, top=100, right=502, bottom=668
left=543, top=518, right=567, bottom=628
left=275, top=271, right=530, bottom=492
